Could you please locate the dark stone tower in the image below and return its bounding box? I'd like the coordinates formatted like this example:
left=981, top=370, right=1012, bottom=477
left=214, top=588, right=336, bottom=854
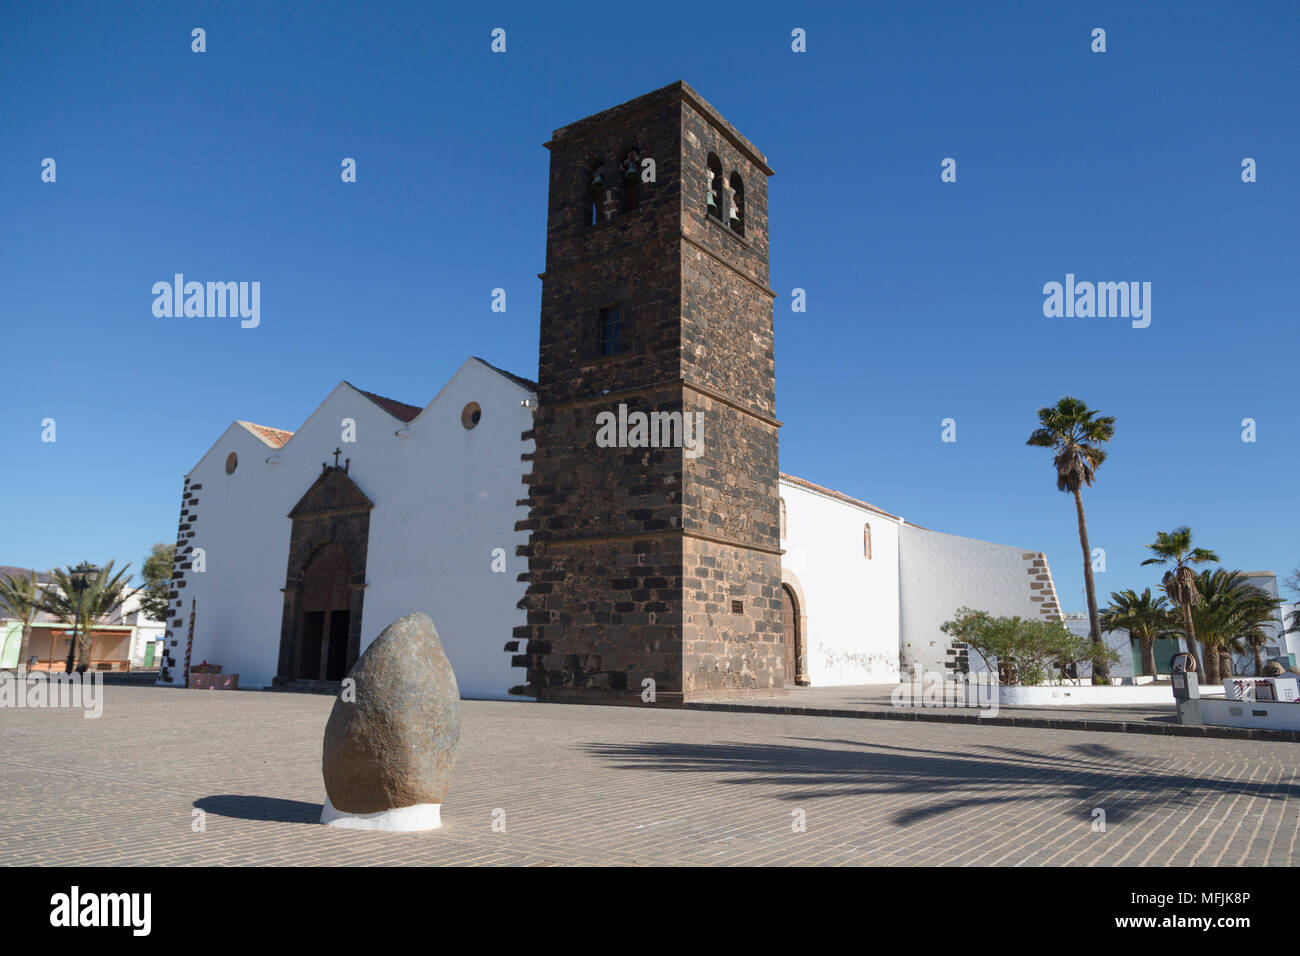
left=512, top=82, right=783, bottom=705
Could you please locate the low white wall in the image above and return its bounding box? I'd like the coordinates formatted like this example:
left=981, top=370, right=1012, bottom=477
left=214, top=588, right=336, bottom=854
left=1200, top=697, right=1300, bottom=732
left=998, top=683, right=1223, bottom=706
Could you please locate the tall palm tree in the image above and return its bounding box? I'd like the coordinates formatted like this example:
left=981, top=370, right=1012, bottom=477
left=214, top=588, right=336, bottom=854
left=1027, top=396, right=1116, bottom=682
left=40, top=561, right=137, bottom=672
left=0, top=570, right=44, bottom=670
left=1100, top=588, right=1176, bottom=677
left=1141, top=528, right=1219, bottom=677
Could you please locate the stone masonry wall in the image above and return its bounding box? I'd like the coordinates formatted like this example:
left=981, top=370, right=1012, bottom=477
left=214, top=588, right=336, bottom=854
left=158, top=477, right=199, bottom=685
left=515, top=82, right=783, bottom=704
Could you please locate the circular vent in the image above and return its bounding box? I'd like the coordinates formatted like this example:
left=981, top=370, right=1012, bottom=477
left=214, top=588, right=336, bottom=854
left=461, top=402, right=482, bottom=430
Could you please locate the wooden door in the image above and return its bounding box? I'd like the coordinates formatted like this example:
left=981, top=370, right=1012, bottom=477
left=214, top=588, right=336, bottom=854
left=298, top=543, right=351, bottom=680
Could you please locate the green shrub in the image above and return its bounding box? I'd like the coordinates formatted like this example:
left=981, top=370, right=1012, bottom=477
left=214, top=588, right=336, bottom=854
left=942, top=607, right=1119, bottom=686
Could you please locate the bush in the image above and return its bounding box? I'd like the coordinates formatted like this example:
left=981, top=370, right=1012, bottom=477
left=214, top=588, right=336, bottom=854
left=941, top=607, right=1119, bottom=686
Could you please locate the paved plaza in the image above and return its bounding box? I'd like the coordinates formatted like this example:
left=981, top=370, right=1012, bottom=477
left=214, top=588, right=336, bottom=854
left=2, top=684, right=1297, bottom=865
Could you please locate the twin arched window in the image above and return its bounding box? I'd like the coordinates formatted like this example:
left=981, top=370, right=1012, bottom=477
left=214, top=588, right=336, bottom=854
left=704, top=154, right=744, bottom=235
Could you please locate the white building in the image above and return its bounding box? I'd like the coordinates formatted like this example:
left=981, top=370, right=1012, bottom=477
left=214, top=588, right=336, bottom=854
left=105, top=590, right=167, bottom=667
left=158, top=357, right=1064, bottom=697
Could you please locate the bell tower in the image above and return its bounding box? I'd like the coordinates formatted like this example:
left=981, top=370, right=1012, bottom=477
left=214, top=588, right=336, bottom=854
left=512, top=81, right=783, bottom=705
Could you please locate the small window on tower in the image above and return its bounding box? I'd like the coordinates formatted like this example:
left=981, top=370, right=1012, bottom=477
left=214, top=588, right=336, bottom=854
left=779, top=497, right=787, bottom=539
left=728, top=172, right=745, bottom=234
left=864, top=522, right=873, bottom=560
left=598, top=306, right=622, bottom=356
left=706, top=154, right=723, bottom=220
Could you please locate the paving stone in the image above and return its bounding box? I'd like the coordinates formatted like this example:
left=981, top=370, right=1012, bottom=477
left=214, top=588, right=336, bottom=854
left=0, top=684, right=1295, bottom=865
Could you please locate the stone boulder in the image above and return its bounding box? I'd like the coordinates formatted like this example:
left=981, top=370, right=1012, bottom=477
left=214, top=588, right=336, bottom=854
left=320, top=612, right=460, bottom=829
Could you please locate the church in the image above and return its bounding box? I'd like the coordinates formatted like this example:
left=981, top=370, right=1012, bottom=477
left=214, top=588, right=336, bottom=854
left=157, top=82, right=1065, bottom=702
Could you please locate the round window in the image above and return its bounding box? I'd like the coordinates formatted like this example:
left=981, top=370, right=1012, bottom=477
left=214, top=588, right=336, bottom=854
left=225, top=452, right=238, bottom=474
left=461, top=402, right=482, bottom=430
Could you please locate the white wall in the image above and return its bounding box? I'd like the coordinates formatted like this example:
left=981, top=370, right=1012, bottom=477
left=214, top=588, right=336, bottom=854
left=1281, top=604, right=1300, bottom=662
left=898, top=524, right=1057, bottom=676
left=161, top=359, right=532, bottom=698
left=779, top=480, right=901, bottom=684
left=1065, top=616, right=1136, bottom=680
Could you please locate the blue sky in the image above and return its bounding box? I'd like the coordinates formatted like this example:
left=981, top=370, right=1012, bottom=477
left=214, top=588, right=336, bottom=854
left=2, top=0, right=1296, bottom=609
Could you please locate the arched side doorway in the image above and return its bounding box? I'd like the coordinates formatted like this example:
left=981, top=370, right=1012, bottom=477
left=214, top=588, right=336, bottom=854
left=780, top=567, right=811, bottom=686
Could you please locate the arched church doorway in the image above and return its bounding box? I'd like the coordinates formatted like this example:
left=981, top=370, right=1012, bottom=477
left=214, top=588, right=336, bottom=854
left=782, top=583, right=801, bottom=686
left=297, top=542, right=352, bottom=681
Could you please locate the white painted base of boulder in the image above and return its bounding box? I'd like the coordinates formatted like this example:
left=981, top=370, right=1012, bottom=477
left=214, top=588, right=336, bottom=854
left=996, top=684, right=1225, bottom=706
left=320, top=795, right=442, bottom=831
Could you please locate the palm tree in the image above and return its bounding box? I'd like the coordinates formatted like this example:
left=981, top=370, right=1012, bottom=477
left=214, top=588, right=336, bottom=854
left=1190, top=570, right=1283, bottom=681
left=1141, top=528, right=1219, bottom=677
left=40, top=561, right=137, bottom=672
left=1100, top=588, right=1176, bottom=677
left=0, top=570, right=44, bottom=670
left=1027, top=396, right=1116, bottom=682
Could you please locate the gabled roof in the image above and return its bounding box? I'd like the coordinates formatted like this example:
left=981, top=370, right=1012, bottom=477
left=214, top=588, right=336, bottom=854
left=472, top=356, right=538, bottom=393
left=192, top=358, right=538, bottom=476
left=351, top=386, right=424, bottom=423
left=236, top=421, right=294, bottom=448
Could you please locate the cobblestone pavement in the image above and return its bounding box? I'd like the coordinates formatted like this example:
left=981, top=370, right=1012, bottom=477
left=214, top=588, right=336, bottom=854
left=2, top=685, right=1296, bottom=865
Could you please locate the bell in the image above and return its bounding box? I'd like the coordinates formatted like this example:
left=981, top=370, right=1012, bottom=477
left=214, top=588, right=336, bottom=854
left=706, top=190, right=717, bottom=209
left=623, top=152, right=640, bottom=178
left=729, top=203, right=740, bottom=221
left=590, top=165, right=605, bottom=188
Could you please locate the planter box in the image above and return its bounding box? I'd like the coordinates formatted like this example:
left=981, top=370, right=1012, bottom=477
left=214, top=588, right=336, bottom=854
left=189, top=672, right=239, bottom=690
left=190, top=664, right=222, bottom=674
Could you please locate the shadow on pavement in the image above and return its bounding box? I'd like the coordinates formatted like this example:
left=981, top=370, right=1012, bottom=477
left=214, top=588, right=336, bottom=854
left=583, top=736, right=1299, bottom=827
left=194, top=794, right=322, bottom=824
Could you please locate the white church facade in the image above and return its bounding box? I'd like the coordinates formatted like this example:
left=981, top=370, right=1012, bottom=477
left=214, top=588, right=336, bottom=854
left=156, top=356, right=1066, bottom=698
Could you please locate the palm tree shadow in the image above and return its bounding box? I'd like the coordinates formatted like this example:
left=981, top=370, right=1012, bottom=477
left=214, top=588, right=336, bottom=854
left=582, top=736, right=1297, bottom=828
left=194, top=794, right=321, bottom=824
